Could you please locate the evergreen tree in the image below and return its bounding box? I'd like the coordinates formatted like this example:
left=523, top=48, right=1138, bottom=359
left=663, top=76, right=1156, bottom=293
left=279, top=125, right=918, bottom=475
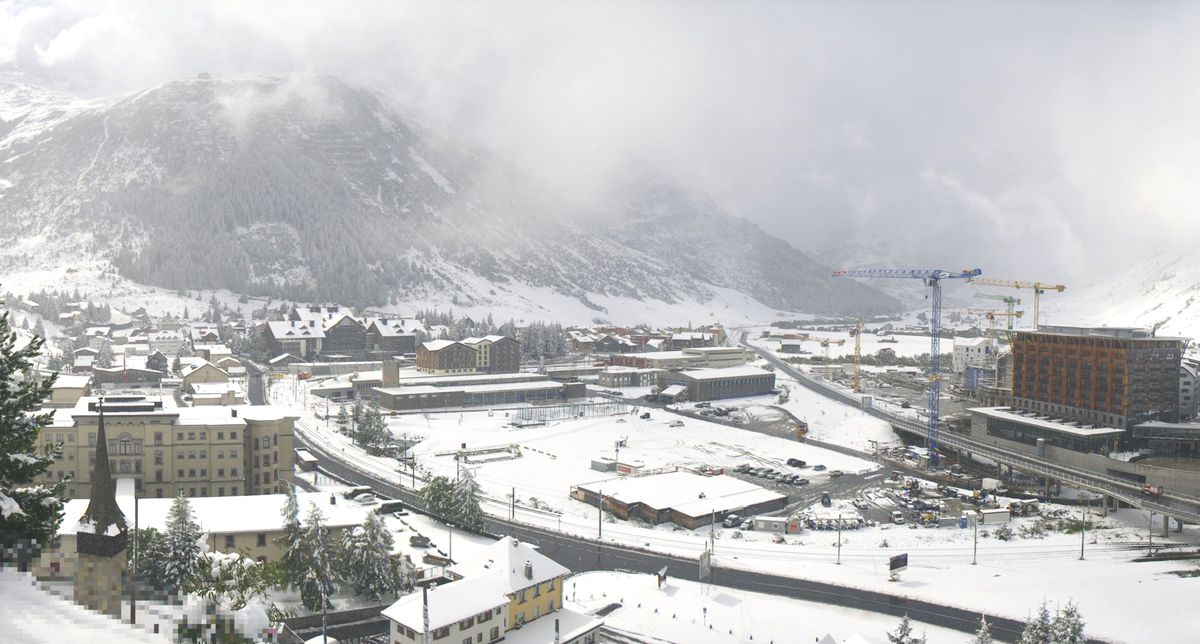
left=0, top=309, right=63, bottom=568
left=277, top=487, right=306, bottom=589
left=96, top=341, right=115, bottom=368
left=887, top=614, right=925, bottom=644
left=450, top=468, right=486, bottom=532
left=351, top=400, right=365, bottom=435
left=420, top=476, right=454, bottom=520
left=1051, top=601, right=1085, bottom=644
left=972, top=615, right=993, bottom=644
left=130, top=527, right=169, bottom=590
left=300, top=503, right=341, bottom=612
left=1019, top=602, right=1055, bottom=644
left=335, top=407, right=351, bottom=436
left=163, top=492, right=204, bottom=592
left=343, top=513, right=409, bottom=601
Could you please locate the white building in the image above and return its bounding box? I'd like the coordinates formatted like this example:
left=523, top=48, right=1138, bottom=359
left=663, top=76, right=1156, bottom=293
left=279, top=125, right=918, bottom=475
left=148, top=331, right=186, bottom=356
left=952, top=337, right=995, bottom=374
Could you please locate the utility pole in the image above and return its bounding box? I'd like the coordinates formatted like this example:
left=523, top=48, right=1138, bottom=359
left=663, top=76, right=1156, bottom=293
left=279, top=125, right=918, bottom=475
left=972, top=514, right=978, bottom=565
left=836, top=515, right=842, bottom=565
left=1148, top=511, right=1154, bottom=556
left=422, top=585, right=431, bottom=644
left=598, top=490, right=604, bottom=544
left=131, top=484, right=138, bottom=624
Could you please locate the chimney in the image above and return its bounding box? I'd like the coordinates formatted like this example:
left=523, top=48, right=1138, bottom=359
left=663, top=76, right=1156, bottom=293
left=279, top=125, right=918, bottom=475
left=309, top=320, right=315, bottom=328
left=231, top=409, right=238, bottom=418
left=524, top=561, right=532, bottom=580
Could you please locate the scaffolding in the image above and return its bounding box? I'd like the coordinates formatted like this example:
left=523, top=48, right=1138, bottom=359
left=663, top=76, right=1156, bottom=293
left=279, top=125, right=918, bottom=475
left=512, top=400, right=629, bottom=423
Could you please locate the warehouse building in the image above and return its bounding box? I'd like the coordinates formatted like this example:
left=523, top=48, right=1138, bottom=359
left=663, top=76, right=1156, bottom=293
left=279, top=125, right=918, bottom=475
left=597, top=366, right=663, bottom=388
left=374, top=380, right=585, bottom=411
left=573, top=471, right=786, bottom=529
left=662, top=366, right=776, bottom=402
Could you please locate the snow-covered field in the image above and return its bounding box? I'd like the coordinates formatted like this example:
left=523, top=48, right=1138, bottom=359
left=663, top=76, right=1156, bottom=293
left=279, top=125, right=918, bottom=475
left=748, top=328, right=934, bottom=361
left=280, top=374, right=1200, bottom=644
left=566, top=570, right=963, bottom=644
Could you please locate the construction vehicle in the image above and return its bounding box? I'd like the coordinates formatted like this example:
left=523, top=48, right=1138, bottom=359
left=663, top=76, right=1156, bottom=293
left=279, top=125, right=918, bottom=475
left=849, top=320, right=864, bottom=393
left=967, top=278, right=1066, bottom=328
left=832, top=268, right=982, bottom=467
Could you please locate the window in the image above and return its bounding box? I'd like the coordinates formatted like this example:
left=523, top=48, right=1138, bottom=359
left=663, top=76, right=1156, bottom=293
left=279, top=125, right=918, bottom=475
left=188, top=432, right=196, bottom=441
left=154, top=432, right=163, bottom=446
left=201, top=487, right=207, bottom=496
left=188, top=451, right=195, bottom=460
left=218, top=468, right=225, bottom=477
left=177, top=450, right=185, bottom=460
left=200, top=469, right=207, bottom=477
left=518, top=589, right=527, bottom=602
left=231, top=467, right=238, bottom=476
left=218, top=487, right=225, bottom=496
left=199, top=450, right=207, bottom=459
left=217, top=450, right=224, bottom=459
left=533, top=606, right=540, bottom=619
left=224, top=535, right=235, bottom=548
left=88, top=433, right=97, bottom=447
left=188, top=469, right=196, bottom=477
left=189, top=487, right=196, bottom=496
left=155, top=451, right=164, bottom=466
left=273, top=435, right=279, bottom=447
left=135, top=461, right=142, bottom=474
left=489, top=627, right=499, bottom=640
left=230, top=448, right=238, bottom=458
left=218, top=432, right=224, bottom=440
left=230, top=431, right=237, bottom=439
left=254, top=438, right=260, bottom=450
left=463, top=638, right=471, bottom=644
left=177, top=469, right=184, bottom=478
left=177, top=432, right=184, bottom=441
left=200, top=432, right=207, bottom=440
left=273, top=452, right=278, bottom=464
left=433, top=626, right=449, bottom=640
left=256, top=533, right=266, bottom=547
left=231, top=486, right=238, bottom=495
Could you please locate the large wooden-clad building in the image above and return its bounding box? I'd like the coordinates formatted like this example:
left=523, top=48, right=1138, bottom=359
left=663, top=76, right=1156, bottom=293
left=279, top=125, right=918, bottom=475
left=1012, top=326, right=1184, bottom=430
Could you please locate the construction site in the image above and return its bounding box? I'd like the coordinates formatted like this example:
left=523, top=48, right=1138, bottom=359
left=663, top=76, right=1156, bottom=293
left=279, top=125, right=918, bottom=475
left=751, top=269, right=1200, bottom=536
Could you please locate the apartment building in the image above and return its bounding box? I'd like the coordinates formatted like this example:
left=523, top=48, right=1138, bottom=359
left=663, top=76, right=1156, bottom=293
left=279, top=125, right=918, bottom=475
left=416, top=340, right=480, bottom=375
left=36, top=395, right=295, bottom=500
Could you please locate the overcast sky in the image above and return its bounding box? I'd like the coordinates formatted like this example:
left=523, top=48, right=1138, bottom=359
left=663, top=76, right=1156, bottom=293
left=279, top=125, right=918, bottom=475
left=4, top=0, right=1200, bottom=286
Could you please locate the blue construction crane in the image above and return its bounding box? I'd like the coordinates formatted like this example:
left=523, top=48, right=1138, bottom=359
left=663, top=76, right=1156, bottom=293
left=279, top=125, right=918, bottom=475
left=832, top=268, right=982, bottom=466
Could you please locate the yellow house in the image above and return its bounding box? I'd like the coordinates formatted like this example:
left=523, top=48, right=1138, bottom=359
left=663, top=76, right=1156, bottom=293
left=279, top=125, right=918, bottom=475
left=382, top=538, right=601, bottom=643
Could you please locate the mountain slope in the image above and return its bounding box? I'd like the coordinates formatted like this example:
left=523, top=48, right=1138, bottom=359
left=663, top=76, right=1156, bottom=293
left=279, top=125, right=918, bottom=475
left=0, top=73, right=899, bottom=317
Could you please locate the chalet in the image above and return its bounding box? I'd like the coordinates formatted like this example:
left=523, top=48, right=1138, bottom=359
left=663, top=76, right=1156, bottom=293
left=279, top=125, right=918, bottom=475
left=179, top=360, right=230, bottom=390
left=145, top=351, right=170, bottom=373
left=594, top=334, right=636, bottom=354
left=264, top=320, right=325, bottom=359
left=322, top=313, right=367, bottom=354
left=365, top=318, right=419, bottom=355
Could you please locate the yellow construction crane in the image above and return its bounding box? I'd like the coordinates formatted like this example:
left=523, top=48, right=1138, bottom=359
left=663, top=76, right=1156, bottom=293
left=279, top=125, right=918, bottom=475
left=849, top=321, right=863, bottom=393
left=961, top=308, right=1024, bottom=341
left=967, top=278, right=1065, bottom=328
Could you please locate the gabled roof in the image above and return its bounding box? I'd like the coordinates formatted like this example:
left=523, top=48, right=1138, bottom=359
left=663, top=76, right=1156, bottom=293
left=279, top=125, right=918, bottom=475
left=269, top=353, right=303, bottom=365
left=179, top=360, right=228, bottom=379
left=267, top=320, right=326, bottom=339
left=449, top=537, right=570, bottom=593
left=420, top=339, right=461, bottom=352
left=381, top=573, right=507, bottom=631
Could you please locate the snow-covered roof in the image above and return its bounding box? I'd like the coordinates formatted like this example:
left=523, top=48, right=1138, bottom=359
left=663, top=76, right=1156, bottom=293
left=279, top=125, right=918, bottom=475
left=180, top=360, right=228, bottom=379
left=51, top=374, right=91, bottom=389
left=503, top=608, right=601, bottom=644
left=188, top=382, right=240, bottom=395
left=58, top=489, right=365, bottom=537
left=420, top=339, right=460, bottom=352
left=677, top=366, right=773, bottom=381
left=973, top=407, right=1126, bottom=437
left=450, top=536, right=571, bottom=592
left=954, top=337, right=992, bottom=348
left=659, top=384, right=687, bottom=397
left=382, top=572, right=507, bottom=631
left=267, top=320, right=325, bottom=339
left=577, top=472, right=784, bottom=516
left=390, top=372, right=544, bottom=387
left=268, top=353, right=302, bottom=365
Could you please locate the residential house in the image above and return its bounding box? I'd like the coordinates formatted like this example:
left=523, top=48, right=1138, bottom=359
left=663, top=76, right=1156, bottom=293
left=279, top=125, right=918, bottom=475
left=462, top=335, right=521, bottom=374
left=264, top=320, right=325, bottom=360
left=365, top=318, right=419, bottom=355
left=594, top=334, right=636, bottom=354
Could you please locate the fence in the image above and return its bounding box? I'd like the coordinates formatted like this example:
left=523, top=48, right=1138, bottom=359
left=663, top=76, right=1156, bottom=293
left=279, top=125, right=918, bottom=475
left=512, top=400, right=629, bottom=423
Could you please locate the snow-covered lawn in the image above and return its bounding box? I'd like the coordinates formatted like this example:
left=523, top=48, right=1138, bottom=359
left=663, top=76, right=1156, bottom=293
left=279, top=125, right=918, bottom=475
left=566, top=570, right=963, bottom=643
left=748, top=328, right=934, bottom=360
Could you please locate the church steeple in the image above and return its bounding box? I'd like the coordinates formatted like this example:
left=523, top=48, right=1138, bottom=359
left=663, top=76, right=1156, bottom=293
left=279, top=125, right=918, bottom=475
left=80, top=396, right=127, bottom=535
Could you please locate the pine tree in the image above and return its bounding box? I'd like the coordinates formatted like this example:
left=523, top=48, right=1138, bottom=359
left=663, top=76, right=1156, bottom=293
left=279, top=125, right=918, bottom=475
left=973, top=614, right=993, bottom=644
left=277, top=487, right=306, bottom=589
left=450, top=468, right=486, bottom=532
left=96, top=341, right=115, bottom=368
left=420, top=476, right=454, bottom=520
left=0, top=309, right=63, bottom=569
left=335, top=407, right=351, bottom=436
left=351, top=400, right=365, bottom=436
left=887, top=614, right=925, bottom=644
left=1051, top=601, right=1085, bottom=644
left=130, top=527, right=169, bottom=590
left=300, top=503, right=341, bottom=612
left=163, top=492, right=204, bottom=592
left=343, top=513, right=408, bottom=601
left=1019, top=602, right=1055, bottom=644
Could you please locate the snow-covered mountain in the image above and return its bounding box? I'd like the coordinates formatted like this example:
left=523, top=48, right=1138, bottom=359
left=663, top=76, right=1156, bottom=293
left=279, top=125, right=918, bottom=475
left=1046, top=250, right=1200, bottom=341
left=0, top=71, right=899, bottom=319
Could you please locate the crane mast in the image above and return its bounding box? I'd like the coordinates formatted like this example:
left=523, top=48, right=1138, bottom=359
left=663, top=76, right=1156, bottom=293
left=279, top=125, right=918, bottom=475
left=832, top=268, right=982, bottom=466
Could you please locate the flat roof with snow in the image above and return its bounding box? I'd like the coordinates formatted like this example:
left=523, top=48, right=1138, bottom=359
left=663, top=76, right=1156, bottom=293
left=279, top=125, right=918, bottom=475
left=678, top=366, right=773, bottom=380
left=577, top=471, right=784, bottom=517
left=972, top=407, right=1126, bottom=437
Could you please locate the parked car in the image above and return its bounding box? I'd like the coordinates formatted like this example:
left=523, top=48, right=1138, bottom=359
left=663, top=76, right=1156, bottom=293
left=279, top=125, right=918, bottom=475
left=829, top=470, right=845, bottom=478
left=891, top=511, right=906, bottom=525
left=740, top=518, right=754, bottom=530
left=794, top=478, right=810, bottom=486
left=668, top=420, right=685, bottom=427
left=813, top=464, right=827, bottom=472
left=640, top=412, right=651, bottom=420
left=354, top=494, right=377, bottom=504
left=722, top=514, right=742, bottom=528
left=821, top=492, right=832, bottom=507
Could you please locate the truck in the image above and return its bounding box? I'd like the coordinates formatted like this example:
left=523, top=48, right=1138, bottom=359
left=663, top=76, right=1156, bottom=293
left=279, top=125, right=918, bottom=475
left=980, top=478, right=1002, bottom=492
left=1142, top=483, right=1165, bottom=497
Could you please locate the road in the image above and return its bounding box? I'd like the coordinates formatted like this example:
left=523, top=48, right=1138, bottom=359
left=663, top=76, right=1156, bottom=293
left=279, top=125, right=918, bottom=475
left=296, top=431, right=1029, bottom=641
